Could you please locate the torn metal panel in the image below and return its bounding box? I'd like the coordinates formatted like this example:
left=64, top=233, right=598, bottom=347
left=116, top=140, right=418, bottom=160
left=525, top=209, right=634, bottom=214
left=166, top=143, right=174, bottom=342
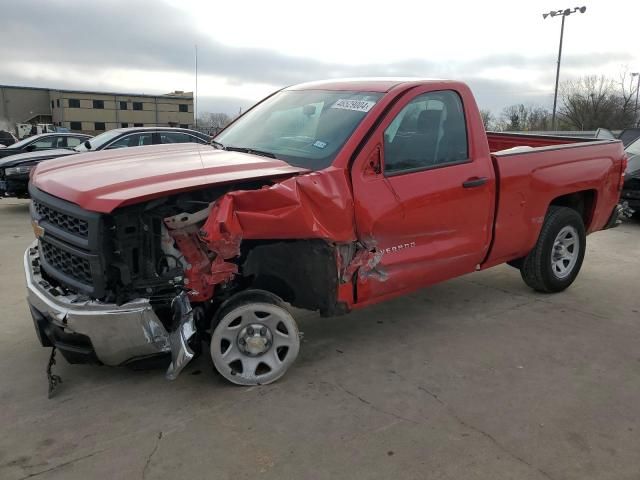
left=199, top=168, right=357, bottom=258
left=166, top=292, right=197, bottom=380
left=338, top=244, right=384, bottom=283
left=168, top=228, right=237, bottom=302
left=336, top=237, right=385, bottom=285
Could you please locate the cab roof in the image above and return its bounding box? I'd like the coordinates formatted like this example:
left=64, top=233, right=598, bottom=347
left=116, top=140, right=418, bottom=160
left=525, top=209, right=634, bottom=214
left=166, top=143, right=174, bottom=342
left=286, top=77, right=445, bottom=93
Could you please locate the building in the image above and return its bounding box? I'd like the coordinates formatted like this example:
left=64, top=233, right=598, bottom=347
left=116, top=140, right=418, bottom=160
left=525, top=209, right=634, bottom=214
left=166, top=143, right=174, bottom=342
left=0, top=85, right=194, bottom=135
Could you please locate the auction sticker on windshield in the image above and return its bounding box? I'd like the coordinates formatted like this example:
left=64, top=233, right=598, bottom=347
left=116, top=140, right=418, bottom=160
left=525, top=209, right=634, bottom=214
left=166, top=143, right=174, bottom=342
left=331, top=99, right=376, bottom=112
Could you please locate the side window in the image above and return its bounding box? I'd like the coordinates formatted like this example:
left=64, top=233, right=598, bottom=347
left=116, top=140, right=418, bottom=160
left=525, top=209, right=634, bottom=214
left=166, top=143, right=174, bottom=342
left=55, top=136, right=68, bottom=148
left=66, top=137, right=84, bottom=148
left=30, top=137, right=55, bottom=149
left=191, top=135, right=208, bottom=144
left=105, top=133, right=153, bottom=149
left=160, top=132, right=192, bottom=144
left=383, top=90, right=468, bottom=174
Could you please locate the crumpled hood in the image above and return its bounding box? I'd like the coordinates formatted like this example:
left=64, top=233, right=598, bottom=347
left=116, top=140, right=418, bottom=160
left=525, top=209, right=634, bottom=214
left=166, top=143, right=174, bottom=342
left=31, top=143, right=310, bottom=213
left=0, top=148, right=76, bottom=168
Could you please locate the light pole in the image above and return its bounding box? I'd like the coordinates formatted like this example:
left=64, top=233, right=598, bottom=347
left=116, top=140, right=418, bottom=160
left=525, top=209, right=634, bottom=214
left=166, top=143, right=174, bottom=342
left=632, top=72, right=640, bottom=127
left=543, top=6, right=587, bottom=130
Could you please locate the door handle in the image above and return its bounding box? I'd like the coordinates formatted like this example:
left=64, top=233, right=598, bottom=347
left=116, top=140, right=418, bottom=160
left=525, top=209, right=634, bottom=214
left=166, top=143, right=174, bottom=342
left=462, top=177, right=488, bottom=188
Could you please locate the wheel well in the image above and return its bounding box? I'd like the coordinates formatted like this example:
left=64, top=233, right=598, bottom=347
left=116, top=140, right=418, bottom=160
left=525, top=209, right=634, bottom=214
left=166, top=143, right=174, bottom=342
left=240, top=239, right=339, bottom=316
left=549, top=190, right=596, bottom=229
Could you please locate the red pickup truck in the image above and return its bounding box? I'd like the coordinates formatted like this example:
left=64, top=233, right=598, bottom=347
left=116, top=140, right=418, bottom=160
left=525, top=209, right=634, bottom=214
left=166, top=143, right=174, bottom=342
left=25, top=78, right=626, bottom=388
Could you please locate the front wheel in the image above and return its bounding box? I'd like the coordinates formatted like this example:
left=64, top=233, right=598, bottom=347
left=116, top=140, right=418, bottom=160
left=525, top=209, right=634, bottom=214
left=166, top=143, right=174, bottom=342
left=520, top=206, right=586, bottom=293
left=210, top=290, right=300, bottom=385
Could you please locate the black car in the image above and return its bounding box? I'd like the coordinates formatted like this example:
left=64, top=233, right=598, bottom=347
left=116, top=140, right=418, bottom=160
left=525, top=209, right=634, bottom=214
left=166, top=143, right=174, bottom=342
left=0, top=127, right=211, bottom=198
left=621, top=136, right=640, bottom=216
left=0, top=130, right=17, bottom=147
left=0, top=132, right=91, bottom=160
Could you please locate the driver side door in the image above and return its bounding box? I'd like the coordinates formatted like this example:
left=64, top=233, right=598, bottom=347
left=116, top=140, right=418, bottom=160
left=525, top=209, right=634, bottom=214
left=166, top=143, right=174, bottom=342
left=351, top=87, right=495, bottom=303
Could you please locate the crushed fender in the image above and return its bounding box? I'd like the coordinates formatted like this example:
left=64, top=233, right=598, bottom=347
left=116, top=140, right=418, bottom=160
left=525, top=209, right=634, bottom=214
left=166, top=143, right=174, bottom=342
left=199, top=168, right=356, bottom=258
left=167, top=169, right=383, bottom=306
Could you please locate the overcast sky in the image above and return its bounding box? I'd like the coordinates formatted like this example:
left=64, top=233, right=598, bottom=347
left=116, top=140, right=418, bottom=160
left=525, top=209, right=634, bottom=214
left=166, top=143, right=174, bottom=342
left=1, top=0, right=638, bottom=116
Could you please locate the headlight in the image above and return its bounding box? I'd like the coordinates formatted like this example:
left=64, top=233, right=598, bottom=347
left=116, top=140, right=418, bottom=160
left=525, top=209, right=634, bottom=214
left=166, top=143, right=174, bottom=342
left=5, top=165, right=34, bottom=176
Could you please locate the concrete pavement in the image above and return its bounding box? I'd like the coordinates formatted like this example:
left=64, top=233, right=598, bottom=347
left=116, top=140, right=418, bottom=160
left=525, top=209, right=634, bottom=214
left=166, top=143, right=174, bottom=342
left=1, top=198, right=639, bottom=480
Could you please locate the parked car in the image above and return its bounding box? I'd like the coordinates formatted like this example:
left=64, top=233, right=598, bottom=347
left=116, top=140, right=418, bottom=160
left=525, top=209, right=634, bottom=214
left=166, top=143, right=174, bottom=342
left=0, top=127, right=210, bottom=198
left=0, top=130, right=18, bottom=147
left=0, top=132, right=91, bottom=160
left=621, top=135, right=640, bottom=215
left=25, top=78, right=626, bottom=392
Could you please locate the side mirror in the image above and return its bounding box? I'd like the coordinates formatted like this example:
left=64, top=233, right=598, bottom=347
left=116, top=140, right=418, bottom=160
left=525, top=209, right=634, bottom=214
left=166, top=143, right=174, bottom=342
left=83, top=140, right=92, bottom=150
left=25, top=145, right=36, bottom=152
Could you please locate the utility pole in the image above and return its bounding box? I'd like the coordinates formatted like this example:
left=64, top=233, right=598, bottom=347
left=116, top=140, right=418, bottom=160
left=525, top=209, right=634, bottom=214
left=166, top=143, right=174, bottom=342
left=195, top=45, right=198, bottom=128
left=632, top=72, right=640, bottom=127
left=543, top=6, right=586, bottom=130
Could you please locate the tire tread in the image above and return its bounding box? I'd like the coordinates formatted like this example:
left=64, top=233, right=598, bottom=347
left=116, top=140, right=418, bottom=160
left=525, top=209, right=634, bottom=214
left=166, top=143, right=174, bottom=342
left=520, top=206, right=585, bottom=293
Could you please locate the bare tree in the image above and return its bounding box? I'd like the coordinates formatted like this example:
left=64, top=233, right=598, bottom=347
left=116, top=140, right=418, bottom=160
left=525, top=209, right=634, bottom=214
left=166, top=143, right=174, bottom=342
left=197, top=112, right=232, bottom=135
left=496, top=104, right=552, bottom=131
left=479, top=109, right=494, bottom=131
left=558, top=75, right=637, bottom=130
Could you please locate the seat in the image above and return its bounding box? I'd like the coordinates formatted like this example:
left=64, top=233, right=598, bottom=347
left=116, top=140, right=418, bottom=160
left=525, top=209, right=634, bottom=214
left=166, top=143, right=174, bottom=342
left=435, top=99, right=467, bottom=164
left=400, top=109, right=443, bottom=166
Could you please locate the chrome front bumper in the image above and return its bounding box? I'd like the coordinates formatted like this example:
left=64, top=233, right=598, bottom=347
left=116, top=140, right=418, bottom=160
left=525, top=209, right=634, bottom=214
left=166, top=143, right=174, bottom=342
left=24, top=243, right=195, bottom=378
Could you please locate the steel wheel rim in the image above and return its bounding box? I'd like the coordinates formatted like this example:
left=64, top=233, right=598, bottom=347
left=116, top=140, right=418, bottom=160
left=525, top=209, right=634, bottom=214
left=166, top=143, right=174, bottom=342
left=551, top=225, right=579, bottom=279
left=211, top=303, right=299, bottom=385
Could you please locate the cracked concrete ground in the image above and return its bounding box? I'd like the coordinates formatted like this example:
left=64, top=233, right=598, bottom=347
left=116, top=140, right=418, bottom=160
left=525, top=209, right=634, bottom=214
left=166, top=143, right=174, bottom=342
left=1, top=198, right=639, bottom=480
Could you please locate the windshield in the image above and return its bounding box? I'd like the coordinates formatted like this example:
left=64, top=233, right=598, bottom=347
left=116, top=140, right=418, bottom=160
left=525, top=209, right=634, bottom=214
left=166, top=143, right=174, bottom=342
left=214, top=90, right=383, bottom=170
left=9, top=134, right=45, bottom=149
left=74, top=129, right=124, bottom=152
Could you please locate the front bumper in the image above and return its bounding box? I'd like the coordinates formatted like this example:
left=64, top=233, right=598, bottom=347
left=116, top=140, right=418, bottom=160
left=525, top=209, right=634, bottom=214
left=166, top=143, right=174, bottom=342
left=24, top=243, right=195, bottom=378
left=0, top=176, right=29, bottom=197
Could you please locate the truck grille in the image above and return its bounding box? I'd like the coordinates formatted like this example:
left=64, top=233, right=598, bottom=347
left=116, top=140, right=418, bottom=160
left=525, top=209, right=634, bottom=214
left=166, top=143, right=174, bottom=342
left=33, top=200, right=89, bottom=237
left=30, top=186, right=106, bottom=296
left=41, top=239, right=93, bottom=285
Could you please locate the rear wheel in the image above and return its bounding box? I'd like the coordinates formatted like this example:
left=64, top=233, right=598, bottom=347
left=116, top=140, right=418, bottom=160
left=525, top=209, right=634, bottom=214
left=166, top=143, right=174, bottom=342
left=520, top=206, right=586, bottom=293
left=210, top=290, right=300, bottom=385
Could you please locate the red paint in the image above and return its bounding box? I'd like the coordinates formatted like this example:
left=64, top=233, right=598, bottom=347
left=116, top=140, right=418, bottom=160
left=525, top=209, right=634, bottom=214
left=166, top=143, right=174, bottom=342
left=32, top=79, right=626, bottom=310
left=486, top=132, right=587, bottom=152
left=169, top=228, right=238, bottom=302
left=31, top=143, right=308, bottom=213
left=199, top=167, right=357, bottom=250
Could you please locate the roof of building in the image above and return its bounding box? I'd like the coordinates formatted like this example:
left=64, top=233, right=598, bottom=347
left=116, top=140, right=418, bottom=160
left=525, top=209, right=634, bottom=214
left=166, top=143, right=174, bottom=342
left=0, top=84, right=193, bottom=100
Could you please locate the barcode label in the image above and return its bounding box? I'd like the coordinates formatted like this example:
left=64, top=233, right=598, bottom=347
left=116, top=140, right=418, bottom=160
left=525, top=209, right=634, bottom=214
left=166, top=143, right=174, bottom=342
left=330, top=99, right=376, bottom=112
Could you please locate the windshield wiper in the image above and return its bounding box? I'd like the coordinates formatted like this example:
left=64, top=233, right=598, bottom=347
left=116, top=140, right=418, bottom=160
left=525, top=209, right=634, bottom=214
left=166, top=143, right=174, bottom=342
left=224, top=146, right=277, bottom=159
left=211, top=140, right=225, bottom=149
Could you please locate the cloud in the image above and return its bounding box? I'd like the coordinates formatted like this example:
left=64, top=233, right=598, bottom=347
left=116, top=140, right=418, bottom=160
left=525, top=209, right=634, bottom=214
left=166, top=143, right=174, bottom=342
left=0, top=0, right=631, bottom=115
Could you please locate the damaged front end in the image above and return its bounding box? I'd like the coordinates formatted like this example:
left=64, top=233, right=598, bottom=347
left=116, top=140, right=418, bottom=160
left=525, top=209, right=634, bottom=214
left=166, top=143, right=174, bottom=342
left=26, top=168, right=383, bottom=389
left=26, top=245, right=197, bottom=380
left=25, top=186, right=229, bottom=381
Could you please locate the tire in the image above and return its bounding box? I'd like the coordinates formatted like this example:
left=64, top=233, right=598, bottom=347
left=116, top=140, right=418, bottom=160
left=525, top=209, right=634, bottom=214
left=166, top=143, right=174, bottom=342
left=520, top=206, right=586, bottom=293
left=210, top=290, right=300, bottom=385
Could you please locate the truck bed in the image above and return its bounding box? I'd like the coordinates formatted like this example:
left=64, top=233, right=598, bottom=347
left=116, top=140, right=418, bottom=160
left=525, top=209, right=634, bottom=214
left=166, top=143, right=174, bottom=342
left=487, top=131, right=594, bottom=153
left=481, top=137, right=625, bottom=269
